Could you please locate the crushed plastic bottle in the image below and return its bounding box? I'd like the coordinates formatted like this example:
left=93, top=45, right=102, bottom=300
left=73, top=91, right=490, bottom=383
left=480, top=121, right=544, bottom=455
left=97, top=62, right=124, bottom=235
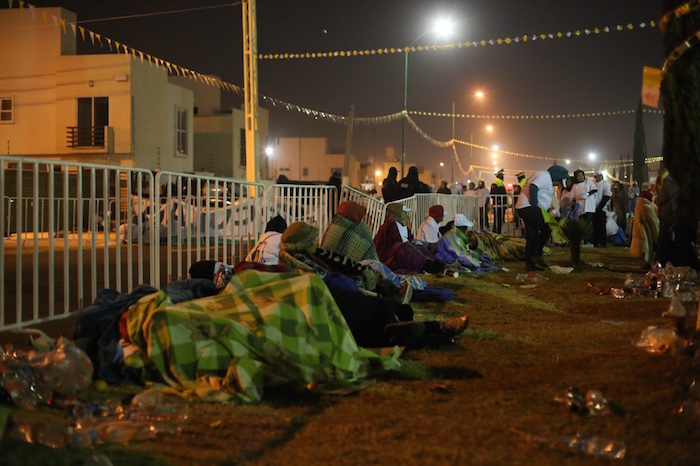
left=585, top=390, right=610, bottom=416
left=634, top=326, right=686, bottom=354
left=562, top=433, right=626, bottom=459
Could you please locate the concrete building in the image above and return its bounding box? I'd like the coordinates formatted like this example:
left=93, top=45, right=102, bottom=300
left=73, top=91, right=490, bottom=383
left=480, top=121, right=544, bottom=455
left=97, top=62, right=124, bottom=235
left=268, top=137, right=360, bottom=186
left=169, top=76, right=270, bottom=180
left=0, top=7, right=197, bottom=173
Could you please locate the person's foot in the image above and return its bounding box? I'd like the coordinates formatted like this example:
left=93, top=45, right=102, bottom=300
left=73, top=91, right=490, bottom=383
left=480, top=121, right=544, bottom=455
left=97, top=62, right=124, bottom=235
left=525, top=261, right=545, bottom=271
left=438, top=315, right=469, bottom=337
left=384, top=321, right=425, bottom=346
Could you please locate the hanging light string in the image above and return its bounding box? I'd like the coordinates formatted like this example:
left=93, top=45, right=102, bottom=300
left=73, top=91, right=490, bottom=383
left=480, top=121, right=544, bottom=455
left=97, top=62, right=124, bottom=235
left=13, top=3, right=665, bottom=165
left=258, top=20, right=657, bottom=60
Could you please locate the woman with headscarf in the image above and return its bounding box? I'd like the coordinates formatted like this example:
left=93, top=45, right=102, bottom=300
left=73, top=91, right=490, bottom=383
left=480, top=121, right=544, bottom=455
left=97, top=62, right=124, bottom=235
left=397, top=166, right=431, bottom=200
left=321, top=201, right=379, bottom=262
left=630, top=190, right=660, bottom=269
left=374, top=203, right=444, bottom=274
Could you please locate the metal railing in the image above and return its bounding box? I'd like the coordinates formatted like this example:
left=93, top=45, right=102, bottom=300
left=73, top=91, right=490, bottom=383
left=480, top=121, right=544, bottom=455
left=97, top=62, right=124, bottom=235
left=1, top=155, right=525, bottom=331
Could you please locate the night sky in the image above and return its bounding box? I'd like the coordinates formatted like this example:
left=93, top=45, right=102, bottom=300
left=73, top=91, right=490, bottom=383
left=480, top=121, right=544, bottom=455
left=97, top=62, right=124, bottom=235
left=4, top=1, right=665, bottom=180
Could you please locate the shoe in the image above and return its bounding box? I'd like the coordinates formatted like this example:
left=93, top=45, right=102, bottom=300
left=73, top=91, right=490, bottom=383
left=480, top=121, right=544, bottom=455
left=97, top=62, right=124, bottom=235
left=534, top=256, right=549, bottom=267
left=438, top=316, right=469, bottom=337
left=525, top=261, right=545, bottom=271
left=384, top=321, right=425, bottom=346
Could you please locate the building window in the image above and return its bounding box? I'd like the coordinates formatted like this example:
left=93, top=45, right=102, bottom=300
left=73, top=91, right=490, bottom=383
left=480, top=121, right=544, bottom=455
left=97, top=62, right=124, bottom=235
left=239, top=129, right=246, bottom=166
left=0, top=97, right=13, bottom=123
left=73, top=97, right=108, bottom=146
left=176, top=107, right=188, bottom=156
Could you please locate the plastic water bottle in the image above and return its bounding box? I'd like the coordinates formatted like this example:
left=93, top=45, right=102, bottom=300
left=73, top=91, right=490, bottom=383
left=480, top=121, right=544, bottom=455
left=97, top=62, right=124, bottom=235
left=585, top=390, right=610, bottom=416
left=562, top=433, right=626, bottom=458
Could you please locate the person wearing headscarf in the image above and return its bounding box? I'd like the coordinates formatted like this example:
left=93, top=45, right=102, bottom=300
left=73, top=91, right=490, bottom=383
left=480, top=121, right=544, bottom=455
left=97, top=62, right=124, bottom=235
left=374, top=203, right=444, bottom=274
left=416, top=205, right=447, bottom=248
left=630, top=190, right=660, bottom=269
left=321, top=201, right=379, bottom=262
left=435, top=214, right=495, bottom=272
left=381, top=167, right=400, bottom=203
left=244, top=215, right=288, bottom=265
left=515, top=165, right=570, bottom=271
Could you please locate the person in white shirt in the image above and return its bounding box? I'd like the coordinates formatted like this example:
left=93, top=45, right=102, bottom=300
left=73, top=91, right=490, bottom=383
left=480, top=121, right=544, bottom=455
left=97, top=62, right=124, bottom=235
left=245, top=215, right=287, bottom=264
left=475, top=180, right=491, bottom=229
left=417, top=205, right=447, bottom=249
left=570, top=169, right=598, bottom=230
left=515, top=165, right=570, bottom=271
left=592, top=170, right=612, bottom=247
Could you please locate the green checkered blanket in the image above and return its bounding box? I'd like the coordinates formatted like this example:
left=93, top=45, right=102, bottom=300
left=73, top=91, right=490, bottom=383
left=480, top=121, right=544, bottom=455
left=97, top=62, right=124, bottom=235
left=125, top=269, right=400, bottom=403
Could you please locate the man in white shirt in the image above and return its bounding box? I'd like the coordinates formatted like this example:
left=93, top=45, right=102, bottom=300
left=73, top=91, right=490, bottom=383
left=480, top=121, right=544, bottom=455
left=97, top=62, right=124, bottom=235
left=570, top=169, right=598, bottom=226
left=592, top=170, right=612, bottom=247
left=515, top=165, right=570, bottom=271
left=417, top=205, right=447, bottom=249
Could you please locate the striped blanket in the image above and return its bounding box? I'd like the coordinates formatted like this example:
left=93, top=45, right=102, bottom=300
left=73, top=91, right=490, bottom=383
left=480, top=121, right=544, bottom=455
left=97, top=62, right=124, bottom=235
left=124, top=269, right=400, bottom=403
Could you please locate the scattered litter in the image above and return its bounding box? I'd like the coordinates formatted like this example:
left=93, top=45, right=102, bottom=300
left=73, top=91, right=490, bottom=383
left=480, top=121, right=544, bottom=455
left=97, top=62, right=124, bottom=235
left=586, top=282, right=607, bottom=295
left=519, top=284, right=537, bottom=289
left=501, top=267, right=511, bottom=272
left=634, top=326, right=686, bottom=355
left=611, top=288, right=626, bottom=299
left=555, top=387, right=610, bottom=416
left=549, top=265, right=574, bottom=274
left=561, top=433, right=625, bottom=459
left=587, top=262, right=605, bottom=268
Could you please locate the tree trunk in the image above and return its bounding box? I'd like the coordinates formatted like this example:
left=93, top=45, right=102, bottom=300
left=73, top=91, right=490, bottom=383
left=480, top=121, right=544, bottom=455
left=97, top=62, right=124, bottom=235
left=571, top=243, right=581, bottom=264
left=661, top=0, right=700, bottom=219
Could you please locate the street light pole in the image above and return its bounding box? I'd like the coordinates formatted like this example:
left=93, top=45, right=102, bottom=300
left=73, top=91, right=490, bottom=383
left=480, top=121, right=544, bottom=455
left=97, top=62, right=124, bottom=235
left=401, top=50, right=408, bottom=178
left=451, top=101, right=455, bottom=184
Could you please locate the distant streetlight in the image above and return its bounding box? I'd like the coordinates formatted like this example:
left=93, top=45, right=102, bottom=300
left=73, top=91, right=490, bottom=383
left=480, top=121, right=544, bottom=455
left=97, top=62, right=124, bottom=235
left=403, top=17, right=456, bottom=177
left=375, top=169, right=381, bottom=177
left=588, top=152, right=597, bottom=161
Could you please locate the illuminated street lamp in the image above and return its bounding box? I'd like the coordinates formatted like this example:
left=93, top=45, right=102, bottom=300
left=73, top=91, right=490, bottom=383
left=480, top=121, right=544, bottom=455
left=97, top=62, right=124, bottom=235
left=403, top=16, right=456, bottom=177
left=440, top=162, right=444, bottom=179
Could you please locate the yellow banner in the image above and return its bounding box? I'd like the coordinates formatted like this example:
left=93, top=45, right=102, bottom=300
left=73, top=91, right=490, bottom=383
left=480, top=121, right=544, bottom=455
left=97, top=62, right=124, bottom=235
left=642, top=66, right=662, bottom=108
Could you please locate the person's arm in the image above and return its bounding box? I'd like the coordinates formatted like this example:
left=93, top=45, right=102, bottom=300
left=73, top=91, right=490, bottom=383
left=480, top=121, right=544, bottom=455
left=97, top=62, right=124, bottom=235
left=529, top=184, right=539, bottom=205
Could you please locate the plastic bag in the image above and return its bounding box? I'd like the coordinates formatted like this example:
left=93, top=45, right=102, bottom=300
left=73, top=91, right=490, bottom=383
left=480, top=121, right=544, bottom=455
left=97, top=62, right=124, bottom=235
left=634, top=326, right=685, bottom=355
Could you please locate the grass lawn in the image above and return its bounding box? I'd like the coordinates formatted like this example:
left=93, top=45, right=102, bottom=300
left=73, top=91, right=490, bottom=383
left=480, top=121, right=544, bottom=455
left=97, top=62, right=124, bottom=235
left=2, top=245, right=700, bottom=465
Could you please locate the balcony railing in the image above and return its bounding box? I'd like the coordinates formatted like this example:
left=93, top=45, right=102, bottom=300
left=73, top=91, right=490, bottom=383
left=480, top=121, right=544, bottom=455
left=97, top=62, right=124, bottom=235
left=66, top=126, right=106, bottom=148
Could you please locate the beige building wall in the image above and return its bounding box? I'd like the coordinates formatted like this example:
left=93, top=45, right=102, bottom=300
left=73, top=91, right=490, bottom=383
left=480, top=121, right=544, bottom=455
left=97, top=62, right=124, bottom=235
left=0, top=7, right=195, bottom=174
left=269, top=137, right=359, bottom=186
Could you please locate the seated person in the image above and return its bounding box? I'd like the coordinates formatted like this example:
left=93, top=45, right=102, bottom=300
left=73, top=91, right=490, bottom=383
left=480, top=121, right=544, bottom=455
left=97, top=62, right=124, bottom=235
left=435, top=214, right=496, bottom=272
left=374, top=203, right=445, bottom=274
left=244, top=215, right=287, bottom=265
left=630, top=190, right=660, bottom=269
left=321, top=200, right=379, bottom=262
left=416, top=205, right=448, bottom=250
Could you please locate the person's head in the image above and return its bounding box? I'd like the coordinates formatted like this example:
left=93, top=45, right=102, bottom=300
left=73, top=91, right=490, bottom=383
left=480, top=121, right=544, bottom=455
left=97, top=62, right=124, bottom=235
left=573, top=169, right=585, bottom=183
left=593, top=170, right=603, bottom=182
left=640, top=190, right=653, bottom=202
left=265, top=215, right=287, bottom=234
left=478, top=180, right=485, bottom=188
left=439, top=181, right=448, bottom=189
left=516, top=172, right=526, bottom=181
left=468, top=181, right=476, bottom=190
left=280, top=221, right=319, bottom=254
left=495, top=169, right=504, bottom=180
left=428, top=205, right=446, bottom=223
left=337, top=200, right=366, bottom=223
left=387, top=167, right=398, bottom=179
left=453, top=214, right=474, bottom=232
left=407, top=166, right=420, bottom=182
left=547, top=165, right=570, bottom=187
left=386, top=203, right=410, bottom=225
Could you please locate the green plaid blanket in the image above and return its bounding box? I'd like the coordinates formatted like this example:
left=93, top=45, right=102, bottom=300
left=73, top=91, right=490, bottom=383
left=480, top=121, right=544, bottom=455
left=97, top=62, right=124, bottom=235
left=125, top=270, right=400, bottom=403
left=321, top=215, right=380, bottom=262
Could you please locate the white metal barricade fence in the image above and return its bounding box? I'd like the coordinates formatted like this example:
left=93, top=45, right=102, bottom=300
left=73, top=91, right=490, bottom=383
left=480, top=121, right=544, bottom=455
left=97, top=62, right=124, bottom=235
left=152, top=171, right=267, bottom=286
left=268, top=183, right=338, bottom=245
left=0, top=156, right=154, bottom=330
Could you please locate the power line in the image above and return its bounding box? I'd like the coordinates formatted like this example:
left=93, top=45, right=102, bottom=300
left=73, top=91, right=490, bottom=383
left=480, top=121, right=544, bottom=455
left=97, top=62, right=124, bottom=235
left=75, top=2, right=241, bottom=25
